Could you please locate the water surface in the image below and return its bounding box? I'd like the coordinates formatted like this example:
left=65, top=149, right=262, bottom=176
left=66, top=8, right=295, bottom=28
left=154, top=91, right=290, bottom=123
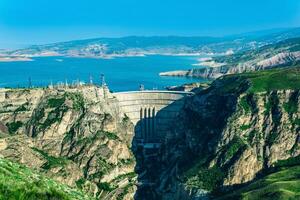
left=0, top=55, right=206, bottom=92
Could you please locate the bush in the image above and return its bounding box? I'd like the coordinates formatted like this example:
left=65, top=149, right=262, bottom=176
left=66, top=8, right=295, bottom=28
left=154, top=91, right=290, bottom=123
left=6, top=121, right=23, bottom=134
left=47, top=97, right=65, bottom=108
left=223, top=137, right=246, bottom=161
left=97, top=182, right=114, bottom=192
left=31, top=147, right=68, bottom=170
left=274, top=155, right=300, bottom=168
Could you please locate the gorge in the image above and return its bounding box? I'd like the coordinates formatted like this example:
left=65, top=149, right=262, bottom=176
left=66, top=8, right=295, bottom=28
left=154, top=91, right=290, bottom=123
left=0, top=66, right=300, bottom=199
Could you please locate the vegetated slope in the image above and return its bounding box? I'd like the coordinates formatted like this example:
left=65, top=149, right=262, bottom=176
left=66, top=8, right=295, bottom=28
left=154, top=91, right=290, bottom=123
left=150, top=66, right=300, bottom=200
left=0, top=86, right=136, bottom=200
left=216, top=164, right=300, bottom=200
left=0, top=157, right=92, bottom=200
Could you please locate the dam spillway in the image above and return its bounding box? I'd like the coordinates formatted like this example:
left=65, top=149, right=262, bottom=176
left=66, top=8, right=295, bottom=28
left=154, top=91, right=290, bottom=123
left=113, top=90, right=193, bottom=143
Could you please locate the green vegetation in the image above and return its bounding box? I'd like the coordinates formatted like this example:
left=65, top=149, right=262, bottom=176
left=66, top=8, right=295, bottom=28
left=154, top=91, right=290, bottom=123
left=186, top=166, right=225, bottom=191
left=274, top=155, right=300, bottom=168
left=240, top=124, right=251, bottom=131
left=118, top=158, right=135, bottom=166
left=14, top=103, right=28, bottom=113
left=41, top=106, right=68, bottom=130
left=222, top=137, right=246, bottom=161
left=222, top=66, right=300, bottom=94
left=34, top=93, right=85, bottom=131
left=65, top=92, right=85, bottom=111
left=102, top=131, right=119, bottom=140
left=183, top=137, right=247, bottom=192
left=47, top=97, right=65, bottom=108
left=293, top=118, right=300, bottom=126
left=32, top=147, right=68, bottom=170
left=75, top=178, right=86, bottom=189
left=111, top=172, right=136, bottom=184
left=85, top=157, right=114, bottom=180
left=117, top=184, right=133, bottom=200
left=246, top=130, right=263, bottom=145
left=0, top=157, right=92, bottom=200
left=97, top=182, right=115, bottom=192
left=264, top=95, right=277, bottom=115
left=6, top=121, right=23, bottom=134
left=240, top=67, right=300, bottom=93
left=283, top=92, right=298, bottom=115
left=266, top=131, right=279, bottom=146
left=183, top=156, right=225, bottom=192
left=76, top=131, right=119, bottom=147
left=216, top=165, right=300, bottom=200
left=239, top=96, right=251, bottom=113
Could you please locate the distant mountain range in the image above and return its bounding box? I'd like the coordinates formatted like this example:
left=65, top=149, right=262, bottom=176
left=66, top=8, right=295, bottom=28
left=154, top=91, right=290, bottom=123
left=3, top=27, right=300, bottom=59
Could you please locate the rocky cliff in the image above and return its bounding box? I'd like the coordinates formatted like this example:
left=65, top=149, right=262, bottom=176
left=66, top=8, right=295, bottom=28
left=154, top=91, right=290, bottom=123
left=146, top=67, right=300, bottom=199
left=0, top=86, right=137, bottom=200
left=1, top=67, right=300, bottom=200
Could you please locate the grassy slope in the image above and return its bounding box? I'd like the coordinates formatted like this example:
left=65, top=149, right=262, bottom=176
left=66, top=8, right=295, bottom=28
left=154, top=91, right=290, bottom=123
left=0, top=157, right=92, bottom=200
left=224, top=66, right=300, bottom=93
left=216, top=166, right=300, bottom=200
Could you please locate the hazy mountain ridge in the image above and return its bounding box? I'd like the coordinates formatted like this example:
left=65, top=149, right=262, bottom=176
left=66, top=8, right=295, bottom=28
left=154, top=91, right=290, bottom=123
left=160, top=36, right=300, bottom=79
left=5, top=28, right=300, bottom=58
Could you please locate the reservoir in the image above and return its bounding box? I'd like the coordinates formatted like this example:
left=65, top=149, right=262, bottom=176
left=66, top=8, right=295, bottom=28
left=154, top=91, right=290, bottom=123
left=0, top=55, right=207, bottom=91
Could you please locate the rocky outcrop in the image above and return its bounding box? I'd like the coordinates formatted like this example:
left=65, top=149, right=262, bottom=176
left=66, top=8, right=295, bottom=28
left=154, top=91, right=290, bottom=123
left=160, top=67, right=225, bottom=79
left=0, top=86, right=136, bottom=200
left=166, top=82, right=210, bottom=92
left=140, top=70, right=300, bottom=199
left=256, top=51, right=300, bottom=68
left=160, top=51, right=300, bottom=80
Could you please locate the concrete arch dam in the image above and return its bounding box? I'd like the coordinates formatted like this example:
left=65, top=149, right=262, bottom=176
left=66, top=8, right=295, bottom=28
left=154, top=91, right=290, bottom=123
left=113, top=91, right=193, bottom=143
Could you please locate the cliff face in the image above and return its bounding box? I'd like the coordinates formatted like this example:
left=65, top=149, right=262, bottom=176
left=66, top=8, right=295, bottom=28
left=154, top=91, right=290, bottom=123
left=152, top=68, right=300, bottom=199
left=1, top=67, right=300, bottom=200
left=0, top=86, right=136, bottom=200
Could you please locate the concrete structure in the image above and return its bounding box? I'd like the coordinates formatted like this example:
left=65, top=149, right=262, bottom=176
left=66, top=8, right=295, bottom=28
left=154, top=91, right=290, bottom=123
left=114, top=90, right=193, bottom=143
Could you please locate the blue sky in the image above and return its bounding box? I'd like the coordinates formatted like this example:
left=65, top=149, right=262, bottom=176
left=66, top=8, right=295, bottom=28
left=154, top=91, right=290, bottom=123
left=0, top=0, right=300, bottom=47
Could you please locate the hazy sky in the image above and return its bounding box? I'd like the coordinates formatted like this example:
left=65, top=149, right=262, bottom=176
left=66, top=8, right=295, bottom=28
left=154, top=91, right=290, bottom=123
left=0, top=0, right=300, bottom=47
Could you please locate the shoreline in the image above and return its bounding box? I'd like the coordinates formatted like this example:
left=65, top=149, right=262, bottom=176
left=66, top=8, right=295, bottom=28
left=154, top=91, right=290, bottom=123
left=3, top=52, right=212, bottom=60
left=0, top=57, right=33, bottom=62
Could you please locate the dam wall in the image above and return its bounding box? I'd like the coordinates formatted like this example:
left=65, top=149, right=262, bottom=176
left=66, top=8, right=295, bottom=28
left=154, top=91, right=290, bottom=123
left=113, top=90, right=192, bottom=142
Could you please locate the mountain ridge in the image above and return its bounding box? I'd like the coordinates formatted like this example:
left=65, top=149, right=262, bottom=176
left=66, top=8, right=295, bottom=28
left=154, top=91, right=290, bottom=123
left=4, top=27, right=300, bottom=59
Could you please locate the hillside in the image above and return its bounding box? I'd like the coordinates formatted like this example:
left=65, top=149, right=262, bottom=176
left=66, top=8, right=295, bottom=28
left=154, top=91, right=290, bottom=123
left=0, top=86, right=137, bottom=200
left=0, top=67, right=300, bottom=199
left=0, top=157, right=92, bottom=200
left=160, top=36, right=300, bottom=79
left=141, top=66, right=300, bottom=199
left=217, top=164, right=300, bottom=200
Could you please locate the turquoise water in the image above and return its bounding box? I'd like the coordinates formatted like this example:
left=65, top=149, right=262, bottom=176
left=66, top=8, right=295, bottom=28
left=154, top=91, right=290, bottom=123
left=0, top=55, right=205, bottom=92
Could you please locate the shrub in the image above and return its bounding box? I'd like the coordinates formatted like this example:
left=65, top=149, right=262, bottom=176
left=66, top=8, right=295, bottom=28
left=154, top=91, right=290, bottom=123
left=6, top=121, right=23, bottom=134
left=47, top=97, right=65, bottom=108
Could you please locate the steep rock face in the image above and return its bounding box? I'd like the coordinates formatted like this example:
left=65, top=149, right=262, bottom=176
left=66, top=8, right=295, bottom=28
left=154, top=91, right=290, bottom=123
left=0, top=86, right=136, bottom=200
left=152, top=72, right=300, bottom=199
